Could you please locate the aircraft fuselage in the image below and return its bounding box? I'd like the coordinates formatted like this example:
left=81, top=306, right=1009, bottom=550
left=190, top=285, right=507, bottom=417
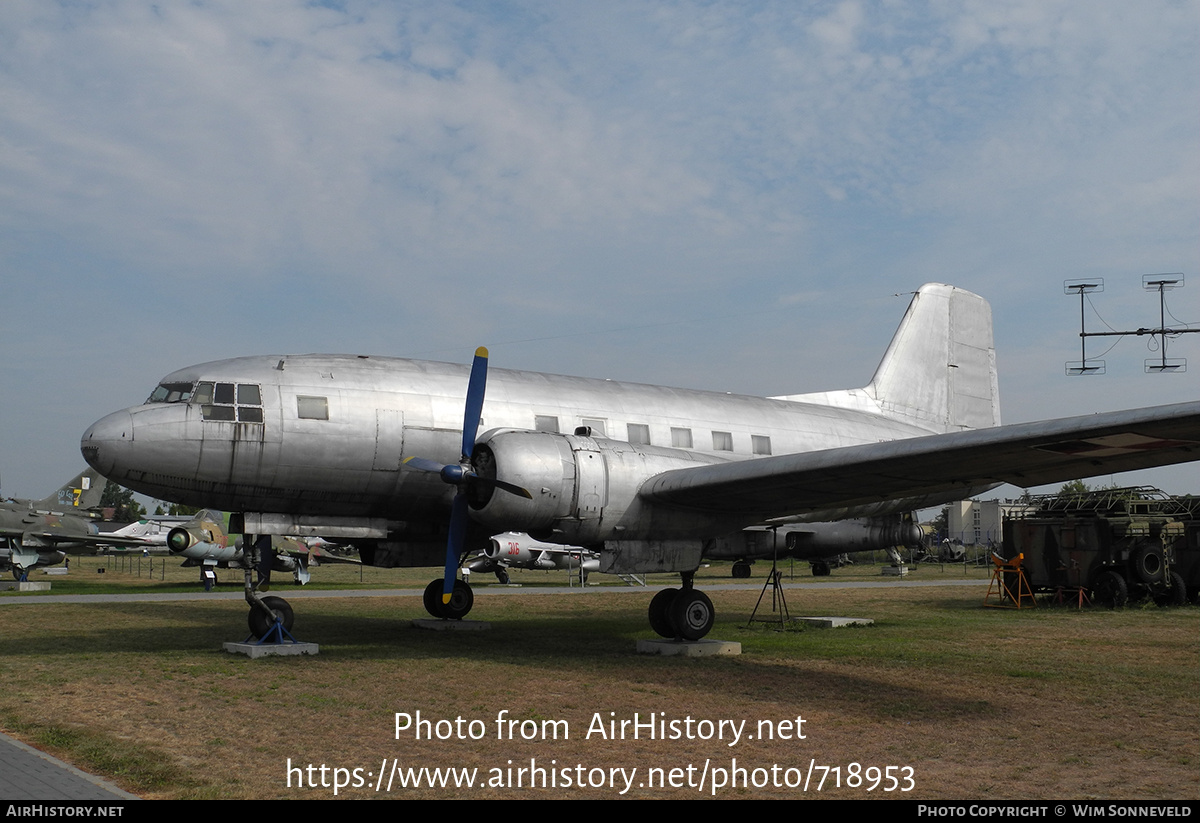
left=81, top=353, right=963, bottom=547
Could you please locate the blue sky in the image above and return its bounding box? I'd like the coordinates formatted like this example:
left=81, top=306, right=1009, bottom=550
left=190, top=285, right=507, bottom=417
left=2, top=1, right=1197, bottom=500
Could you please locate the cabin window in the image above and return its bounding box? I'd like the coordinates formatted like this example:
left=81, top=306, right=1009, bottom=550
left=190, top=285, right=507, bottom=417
left=627, top=423, right=651, bottom=445
left=297, top=395, right=329, bottom=420
left=581, top=418, right=607, bottom=437
left=534, top=415, right=559, bottom=433
left=752, top=435, right=772, bottom=455
left=670, top=427, right=693, bottom=448
left=712, top=431, right=733, bottom=451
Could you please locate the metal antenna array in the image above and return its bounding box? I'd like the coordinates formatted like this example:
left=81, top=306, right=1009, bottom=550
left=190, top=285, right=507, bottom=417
left=1064, top=274, right=1198, bottom=375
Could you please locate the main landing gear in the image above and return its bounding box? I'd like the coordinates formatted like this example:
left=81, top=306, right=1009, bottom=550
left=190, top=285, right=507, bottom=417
left=423, top=578, right=475, bottom=620
left=243, top=535, right=297, bottom=642
left=648, top=572, right=715, bottom=641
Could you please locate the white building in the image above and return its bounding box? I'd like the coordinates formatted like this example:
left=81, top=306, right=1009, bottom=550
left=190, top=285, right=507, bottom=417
left=945, top=498, right=1033, bottom=546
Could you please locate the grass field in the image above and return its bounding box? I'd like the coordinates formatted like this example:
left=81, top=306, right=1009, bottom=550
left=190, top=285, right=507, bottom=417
left=1, top=557, right=1196, bottom=800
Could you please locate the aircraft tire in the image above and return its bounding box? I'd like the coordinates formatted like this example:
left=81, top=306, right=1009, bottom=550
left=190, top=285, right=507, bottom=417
left=423, top=579, right=443, bottom=618
left=248, top=596, right=294, bottom=639
left=442, top=580, right=474, bottom=620
left=670, top=590, right=714, bottom=641
left=732, top=562, right=751, bottom=579
left=648, top=588, right=679, bottom=638
left=811, top=561, right=830, bottom=577
left=1093, top=570, right=1128, bottom=609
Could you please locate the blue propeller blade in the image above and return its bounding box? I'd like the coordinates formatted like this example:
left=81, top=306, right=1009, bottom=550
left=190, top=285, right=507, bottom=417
left=461, top=347, right=489, bottom=460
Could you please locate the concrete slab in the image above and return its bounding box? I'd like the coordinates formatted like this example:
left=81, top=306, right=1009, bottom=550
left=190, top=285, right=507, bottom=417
left=794, top=616, right=874, bottom=628
left=411, top=618, right=492, bottom=631
left=222, top=640, right=320, bottom=658
left=636, top=638, right=742, bottom=656
left=881, top=565, right=909, bottom=577
left=0, top=581, right=53, bottom=592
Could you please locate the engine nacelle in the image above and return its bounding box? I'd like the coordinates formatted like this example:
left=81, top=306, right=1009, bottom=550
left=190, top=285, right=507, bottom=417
left=467, top=429, right=734, bottom=544
left=784, top=517, right=923, bottom=558
left=705, top=515, right=923, bottom=561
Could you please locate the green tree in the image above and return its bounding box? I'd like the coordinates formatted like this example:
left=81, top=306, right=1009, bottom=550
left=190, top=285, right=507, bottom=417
left=930, top=506, right=949, bottom=539
left=99, top=481, right=146, bottom=521
left=1057, top=479, right=1091, bottom=497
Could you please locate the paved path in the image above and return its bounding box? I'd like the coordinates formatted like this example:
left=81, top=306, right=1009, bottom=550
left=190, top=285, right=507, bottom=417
left=0, top=731, right=138, bottom=801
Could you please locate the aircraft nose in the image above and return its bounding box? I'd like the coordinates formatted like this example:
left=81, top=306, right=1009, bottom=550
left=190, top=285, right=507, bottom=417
left=81, top=410, right=133, bottom=476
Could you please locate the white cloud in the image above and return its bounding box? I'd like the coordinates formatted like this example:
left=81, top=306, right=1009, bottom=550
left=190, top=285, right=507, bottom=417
left=0, top=0, right=1196, bottom=494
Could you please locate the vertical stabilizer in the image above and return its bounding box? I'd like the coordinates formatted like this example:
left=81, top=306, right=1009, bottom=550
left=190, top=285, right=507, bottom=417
left=36, top=467, right=106, bottom=511
left=867, top=283, right=1000, bottom=433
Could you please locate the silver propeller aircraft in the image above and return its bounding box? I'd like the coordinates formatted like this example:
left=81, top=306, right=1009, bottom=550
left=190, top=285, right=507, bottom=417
left=80, top=284, right=1200, bottom=640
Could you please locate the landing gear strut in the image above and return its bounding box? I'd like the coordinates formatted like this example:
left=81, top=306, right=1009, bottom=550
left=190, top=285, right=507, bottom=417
left=647, top=572, right=714, bottom=641
left=243, top=534, right=297, bottom=642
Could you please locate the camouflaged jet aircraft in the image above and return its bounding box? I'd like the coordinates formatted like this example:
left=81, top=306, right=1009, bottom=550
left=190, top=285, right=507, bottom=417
left=80, top=284, right=1200, bottom=640
left=161, top=509, right=357, bottom=593
left=0, top=468, right=106, bottom=579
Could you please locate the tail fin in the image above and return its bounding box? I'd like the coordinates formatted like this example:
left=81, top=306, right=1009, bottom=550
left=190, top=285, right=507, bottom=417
left=866, top=283, right=1000, bottom=433
left=36, top=467, right=106, bottom=511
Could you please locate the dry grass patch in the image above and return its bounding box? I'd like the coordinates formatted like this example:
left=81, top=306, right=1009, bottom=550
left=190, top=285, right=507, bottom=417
left=0, top=580, right=1195, bottom=799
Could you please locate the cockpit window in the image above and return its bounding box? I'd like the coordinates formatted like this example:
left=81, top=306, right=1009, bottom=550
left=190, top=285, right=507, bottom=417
left=197, top=381, right=265, bottom=424
left=146, top=380, right=264, bottom=423
left=238, top=384, right=261, bottom=405
left=147, top=382, right=194, bottom=404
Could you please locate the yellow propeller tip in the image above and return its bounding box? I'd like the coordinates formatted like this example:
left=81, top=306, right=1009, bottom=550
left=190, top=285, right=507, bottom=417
left=442, top=594, right=452, bottom=604
left=475, top=346, right=488, bottom=358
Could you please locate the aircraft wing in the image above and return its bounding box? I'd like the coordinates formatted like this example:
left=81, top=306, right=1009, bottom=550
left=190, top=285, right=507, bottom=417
left=521, top=545, right=596, bottom=556
left=272, top=537, right=361, bottom=565
left=640, top=402, right=1200, bottom=519
left=5, top=529, right=154, bottom=550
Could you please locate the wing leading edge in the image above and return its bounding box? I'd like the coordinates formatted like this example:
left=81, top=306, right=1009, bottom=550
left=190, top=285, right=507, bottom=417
left=639, top=402, right=1200, bottom=520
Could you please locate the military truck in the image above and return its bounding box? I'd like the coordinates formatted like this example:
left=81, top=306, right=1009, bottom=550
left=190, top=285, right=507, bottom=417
left=1001, top=487, right=1191, bottom=607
